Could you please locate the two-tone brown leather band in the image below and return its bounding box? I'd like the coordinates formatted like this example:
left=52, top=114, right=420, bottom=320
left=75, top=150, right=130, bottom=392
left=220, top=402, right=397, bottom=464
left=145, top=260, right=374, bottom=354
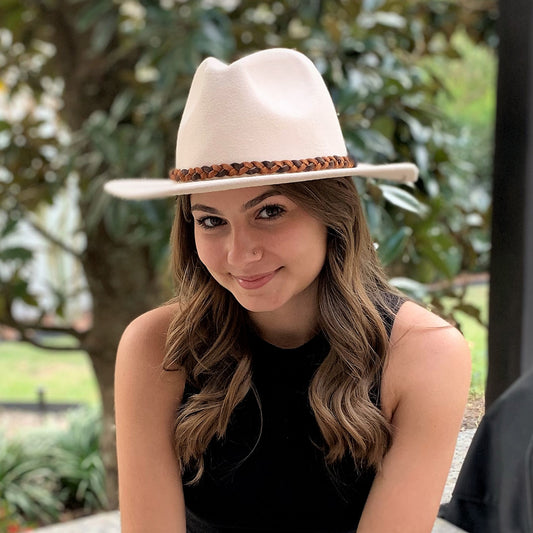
left=169, top=155, right=356, bottom=182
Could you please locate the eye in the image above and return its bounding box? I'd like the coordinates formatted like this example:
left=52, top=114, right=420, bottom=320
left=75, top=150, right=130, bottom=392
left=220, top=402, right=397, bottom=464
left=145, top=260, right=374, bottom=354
left=257, top=204, right=285, bottom=220
left=195, top=216, right=225, bottom=229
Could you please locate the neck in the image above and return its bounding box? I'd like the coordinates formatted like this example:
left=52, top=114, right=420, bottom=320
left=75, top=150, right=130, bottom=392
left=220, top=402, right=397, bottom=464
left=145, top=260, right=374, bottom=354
left=248, top=290, right=320, bottom=349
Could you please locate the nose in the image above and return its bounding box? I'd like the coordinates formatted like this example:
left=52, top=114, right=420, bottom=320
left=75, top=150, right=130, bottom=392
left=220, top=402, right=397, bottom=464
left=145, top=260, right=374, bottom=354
left=226, top=226, right=262, bottom=267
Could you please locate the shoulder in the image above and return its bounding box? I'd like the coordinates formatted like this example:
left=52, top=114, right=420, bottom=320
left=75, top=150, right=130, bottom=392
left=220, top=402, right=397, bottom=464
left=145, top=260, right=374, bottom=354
left=114, top=303, right=187, bottom=531
left=114, top=303, right=185, bottom=447
left=389, top=299, right=471, bottom=363
left=358, top=302, right=472, bottom=531
left=390, top=299, right=469, bottom=349
left=118, top=303, right=181, bottom=363
left=381, top=300, right=471, bottom=419
left=115, top=302, right=185, bottom=398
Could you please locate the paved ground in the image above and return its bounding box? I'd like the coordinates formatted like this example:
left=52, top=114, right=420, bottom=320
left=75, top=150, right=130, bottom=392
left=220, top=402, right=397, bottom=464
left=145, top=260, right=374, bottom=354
left=33, top=429, right=475, bottom=533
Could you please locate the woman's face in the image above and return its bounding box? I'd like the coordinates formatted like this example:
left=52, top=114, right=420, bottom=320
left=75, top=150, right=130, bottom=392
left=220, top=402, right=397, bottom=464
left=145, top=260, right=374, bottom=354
left=190, top=185, right=327, bottom=315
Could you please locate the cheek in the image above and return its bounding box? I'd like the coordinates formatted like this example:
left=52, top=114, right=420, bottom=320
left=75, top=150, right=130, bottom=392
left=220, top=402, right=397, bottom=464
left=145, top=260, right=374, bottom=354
left=305, top=226, right=328, bottom=277
left=194, top=233, right=218, bottom=271
left=310, top=230, right=328, bottom=270
left=294, top=223, right=328, bottom=260
left=281, top=222, right=327, bottom=273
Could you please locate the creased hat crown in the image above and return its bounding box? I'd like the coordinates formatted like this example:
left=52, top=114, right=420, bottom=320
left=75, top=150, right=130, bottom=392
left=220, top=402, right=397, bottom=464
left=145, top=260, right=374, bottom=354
left=176, top=48, right=347, bottom=169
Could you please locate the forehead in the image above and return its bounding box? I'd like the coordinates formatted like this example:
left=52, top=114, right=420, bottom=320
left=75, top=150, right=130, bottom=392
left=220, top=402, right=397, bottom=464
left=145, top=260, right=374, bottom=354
left=189, top=185, right=283, bottom=209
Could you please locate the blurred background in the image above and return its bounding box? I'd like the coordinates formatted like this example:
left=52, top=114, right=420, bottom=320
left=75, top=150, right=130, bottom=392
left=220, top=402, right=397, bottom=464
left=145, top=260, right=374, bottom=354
left=0, top=0, right=497, bottom=529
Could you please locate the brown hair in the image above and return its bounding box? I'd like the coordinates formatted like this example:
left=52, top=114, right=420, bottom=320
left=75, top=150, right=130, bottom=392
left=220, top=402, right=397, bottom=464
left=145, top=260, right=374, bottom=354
left=164, top=177, right=397, bottom=483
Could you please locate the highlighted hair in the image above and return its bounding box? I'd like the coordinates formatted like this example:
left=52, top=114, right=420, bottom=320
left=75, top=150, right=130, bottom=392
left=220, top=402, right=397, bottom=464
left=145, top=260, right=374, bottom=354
left=164, top=178, right=396, bottom=483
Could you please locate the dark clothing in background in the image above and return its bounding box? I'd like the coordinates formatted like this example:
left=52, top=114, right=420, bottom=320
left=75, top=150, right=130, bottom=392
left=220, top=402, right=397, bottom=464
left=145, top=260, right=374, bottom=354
left=439, top=368, right=533, bottom=533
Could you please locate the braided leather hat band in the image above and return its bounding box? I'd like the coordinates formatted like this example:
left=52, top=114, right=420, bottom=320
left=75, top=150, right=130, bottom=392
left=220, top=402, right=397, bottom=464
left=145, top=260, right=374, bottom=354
left=169, top=155, right=356, bottom=183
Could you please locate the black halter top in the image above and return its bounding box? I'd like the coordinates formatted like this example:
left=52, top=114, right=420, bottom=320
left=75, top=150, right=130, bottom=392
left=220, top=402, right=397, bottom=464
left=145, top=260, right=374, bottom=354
left=182, top=295, right=403, bottom=533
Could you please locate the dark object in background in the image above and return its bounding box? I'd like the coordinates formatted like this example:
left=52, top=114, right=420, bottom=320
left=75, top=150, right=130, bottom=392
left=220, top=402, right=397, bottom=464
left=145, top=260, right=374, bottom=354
left=487, top=0, right=533, bottom=405
left=439, top=369, right=533, bottom=532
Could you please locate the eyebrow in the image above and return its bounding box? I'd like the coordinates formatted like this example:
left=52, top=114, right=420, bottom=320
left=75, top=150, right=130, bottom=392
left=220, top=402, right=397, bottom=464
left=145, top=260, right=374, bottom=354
left=190, top=189, right=281, bottom=215
left=242, top=189, right=280, bottom=211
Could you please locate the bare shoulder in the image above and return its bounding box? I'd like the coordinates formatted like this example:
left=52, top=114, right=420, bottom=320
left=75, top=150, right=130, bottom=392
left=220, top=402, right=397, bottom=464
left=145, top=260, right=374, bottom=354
left=382, top=300, right=472, bottom=418
left=359, top=305, right=472, bottom=531
left=115, top=302, right=187, bottom=531
left=115, top=302, right=185, bottom=401
left=117, top=303, right=182, bottom=366
left=390, top=299, right=471, bottom=360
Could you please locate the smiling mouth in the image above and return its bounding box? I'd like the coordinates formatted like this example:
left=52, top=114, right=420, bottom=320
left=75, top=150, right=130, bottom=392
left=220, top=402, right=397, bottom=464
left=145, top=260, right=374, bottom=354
left=234, top=268, right=281, bottom=289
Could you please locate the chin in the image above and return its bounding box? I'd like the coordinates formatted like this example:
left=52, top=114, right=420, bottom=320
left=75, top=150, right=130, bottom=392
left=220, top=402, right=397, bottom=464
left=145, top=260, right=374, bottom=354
left=231, top=293, right=287, bottom=314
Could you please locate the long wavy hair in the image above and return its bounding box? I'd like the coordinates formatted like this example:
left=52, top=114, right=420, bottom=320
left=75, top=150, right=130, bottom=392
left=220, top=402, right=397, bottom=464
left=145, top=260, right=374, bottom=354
left=164, top=177, right=398, bottom=483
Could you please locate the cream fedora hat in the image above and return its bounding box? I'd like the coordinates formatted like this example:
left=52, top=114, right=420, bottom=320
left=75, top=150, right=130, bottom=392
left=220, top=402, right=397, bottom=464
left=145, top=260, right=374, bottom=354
left=104, top=48, right=418, bottom=200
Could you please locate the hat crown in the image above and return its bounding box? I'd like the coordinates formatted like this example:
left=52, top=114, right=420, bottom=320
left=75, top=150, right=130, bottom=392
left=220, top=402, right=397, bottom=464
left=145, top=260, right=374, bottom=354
left=176, top=48, right=347, bottom=169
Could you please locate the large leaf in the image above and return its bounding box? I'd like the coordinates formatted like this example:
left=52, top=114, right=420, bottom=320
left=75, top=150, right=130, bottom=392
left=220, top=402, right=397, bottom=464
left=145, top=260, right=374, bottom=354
left=76, top=1, right=115, bottom=32
left=379, top=184, right=428, bottom=215
left=0, top=247, right=33, bottom=262
left=91, top=13, right=118, bottom=53
left=377, top=226, right=412, bottom=265
left=389, top=277, right=428, bottom=301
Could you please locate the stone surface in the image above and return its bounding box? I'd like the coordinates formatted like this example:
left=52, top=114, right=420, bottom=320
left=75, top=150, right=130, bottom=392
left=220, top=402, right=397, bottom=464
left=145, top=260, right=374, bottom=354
left=432, top=517, right=467, bottom=532
left=34, top=512, right=120, bottom=533
left=440, top=428, right=476, bottom=504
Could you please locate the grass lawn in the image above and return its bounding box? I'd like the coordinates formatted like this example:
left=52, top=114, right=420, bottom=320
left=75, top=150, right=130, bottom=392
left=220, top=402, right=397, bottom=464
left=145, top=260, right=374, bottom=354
left=0, top=285, right=488, bottom=405
left=0, top=339, right=101, bottom=407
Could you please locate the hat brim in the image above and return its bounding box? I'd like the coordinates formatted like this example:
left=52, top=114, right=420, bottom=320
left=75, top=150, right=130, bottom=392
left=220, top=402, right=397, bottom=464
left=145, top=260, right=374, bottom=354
left=104, top=162, right=418, bottom=200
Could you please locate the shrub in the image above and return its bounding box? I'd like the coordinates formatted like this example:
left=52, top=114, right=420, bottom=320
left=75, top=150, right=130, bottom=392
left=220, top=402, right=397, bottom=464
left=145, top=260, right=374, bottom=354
left=0, top=433, right=61, bottom=526
left=0, top=408, right=107, bottom=529
left=52, top=409, right=108, bottom=513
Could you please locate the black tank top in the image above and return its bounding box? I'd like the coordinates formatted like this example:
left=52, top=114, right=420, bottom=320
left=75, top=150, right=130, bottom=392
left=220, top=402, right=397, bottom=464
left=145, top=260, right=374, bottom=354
left=183, top=295, right=403, bottom=533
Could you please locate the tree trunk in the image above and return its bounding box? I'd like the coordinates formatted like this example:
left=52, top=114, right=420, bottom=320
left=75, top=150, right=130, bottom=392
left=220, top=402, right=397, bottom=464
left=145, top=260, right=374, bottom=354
left=81, top=221, right=163, bottom=508
left=40, top=2, right=163, bottom=507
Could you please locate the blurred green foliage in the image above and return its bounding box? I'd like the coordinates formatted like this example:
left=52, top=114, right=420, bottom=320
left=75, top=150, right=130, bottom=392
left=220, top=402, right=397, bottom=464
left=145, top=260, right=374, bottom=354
left=0, top=435, right=60, bottom=526
left=0, top=408, right=106, bottom=528
left=0, top=0, right=497, bottom=328
left=0, top=0, right=497, bottom=503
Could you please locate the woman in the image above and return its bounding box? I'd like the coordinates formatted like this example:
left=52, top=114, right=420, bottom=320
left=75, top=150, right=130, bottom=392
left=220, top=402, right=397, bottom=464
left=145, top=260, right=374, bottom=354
left=106, top=48, right=471, bottom=533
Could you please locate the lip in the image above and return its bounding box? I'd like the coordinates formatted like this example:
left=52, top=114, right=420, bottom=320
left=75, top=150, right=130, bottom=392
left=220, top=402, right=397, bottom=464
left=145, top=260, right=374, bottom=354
left=233, top=268, right=280, bottom=290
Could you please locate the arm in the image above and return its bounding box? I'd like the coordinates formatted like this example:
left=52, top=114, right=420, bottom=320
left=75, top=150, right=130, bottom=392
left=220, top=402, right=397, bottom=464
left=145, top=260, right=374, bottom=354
left=114, top=305, right=187, bottom=533
left=357, top=301, right=471, bottom=533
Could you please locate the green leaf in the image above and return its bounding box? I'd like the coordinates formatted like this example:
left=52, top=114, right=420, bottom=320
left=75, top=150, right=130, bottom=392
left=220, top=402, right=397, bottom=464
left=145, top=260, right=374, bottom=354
left=377, top=226, right=411, bottom=265
left=91, top=14, right=117, bottom=53
left=21, top=293, right=39, bottom=307
left=454, top=303, right=486, bottom=324
left=389, top=277, right=429, bottom=300
left=356, top=129, right=396, bottom=159
left=76, top=1, right=114, bottom=32
left=110, top=91, right=134, bottom=123
left=0, top=247, right=33, bottom=262
left=417, top=241, right=460, bottom=278
left=379, top=184, right=428, bottom=215
left=414, top=143, right=429, bottom=174
left=397, top=111, right=431, bottom=143
left=1, top=217, right=19, bottom=238
left=363, top=200, right=383, bottom=235
left=0, top=1, right=26, bottom=34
